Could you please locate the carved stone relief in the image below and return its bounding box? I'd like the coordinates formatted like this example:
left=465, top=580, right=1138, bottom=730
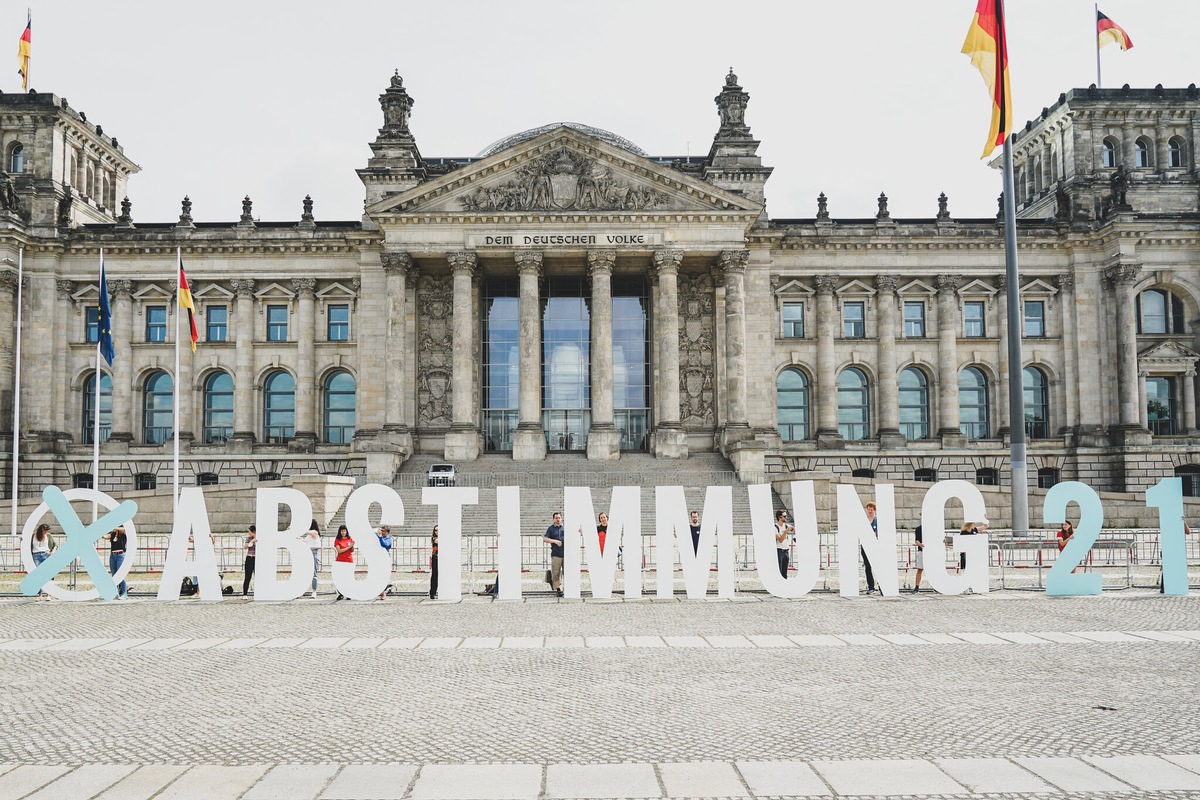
left=678, top=273, right=715, bottom=428
left=416, top=275, right=453, bottom=427
left=460, top=150, right=666, bottom=212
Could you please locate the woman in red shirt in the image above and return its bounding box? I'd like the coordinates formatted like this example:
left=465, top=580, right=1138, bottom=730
left=1057, top=520, right=1078, bottom=574
left=333, top=525, right=353, bottom=600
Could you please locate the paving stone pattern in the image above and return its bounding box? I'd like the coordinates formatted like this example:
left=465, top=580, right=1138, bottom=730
left=1, top=592, right=1200, bottom=798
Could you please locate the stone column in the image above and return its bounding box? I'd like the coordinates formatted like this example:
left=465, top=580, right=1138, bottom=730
left=936, top=274, right=965, bottom=444
left=814, top=275, right=842, bottom=448
left=292, top=277, right=317, bottom=451
left=717, top=250, right=751, bottom=445
left=652, top=249, right=687, bottom=459
left=1139, top=369, right=1149, bottom=429
left=587, top=250, right=619, bottom=460
left=0, top=270, right=17, bottom=443
left=444, top=251, right=480, bottom=461
left=1056, top=274, right=1078, bottom=438
left=1155, top=123, right=1170, bottom=172
left=1122, top=122, right=1137, bottom=170
left=381, top=252, right=413, bottom=449
left=1106, top=262, right=1149, bottom=442
left=995, top=275, right=1010, bottom=439
left=513, top=251, right=547, bottom=461
left=230, top=278, right=256, bottom=451
left=1184, top=369, right=1197, bottom=434
left=874, top=274, right=902, bottom=447
left=107, top=279, right=134, bottom=446
left=53, top=280, right=74, bottom=439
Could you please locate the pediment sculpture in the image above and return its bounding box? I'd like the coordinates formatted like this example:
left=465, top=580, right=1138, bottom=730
left=460, top=150, right=666, bottom=212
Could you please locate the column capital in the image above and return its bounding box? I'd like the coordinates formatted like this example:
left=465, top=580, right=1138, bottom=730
left=291, top=277, right=317, bottom=297
left=716, top=249, right=749, bottom=276
left=109, top=279, right=133, bottom=298
left=874, top=274, right=900, bottom=293
left=1105, top=262, right=1141, bottom=287
left=935, top=274, right=961, bottom=294
left=514, top=250, right=543, bottom=276
left=56, top=279, right=76, bottom=299
left=653, top=248, right=683, bottom=275
left=1186, top=369, right=1197, bottom=379
left=230, top=278, right=256, bottom=297
left=447, top=251, right=478, bottom=275
left=1054, top=273, right=1075, bottom=292
left=587, top=249, right=616, bottom=276
left=995, top=274, right=1007, bottom=291
left=814, top=275, right=838, bottom=295
left=380, top=251, right=413, bottom=276
left=0, top=269, right=18, bottom=292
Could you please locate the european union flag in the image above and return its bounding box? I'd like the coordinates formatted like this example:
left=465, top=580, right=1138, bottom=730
left=98, top=258, right=114, bottom=366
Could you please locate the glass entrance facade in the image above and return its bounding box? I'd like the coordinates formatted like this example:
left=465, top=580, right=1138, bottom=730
left=543, top=276, right=591, bottom=451
left=612, top=276, right=650, bottom=451
left=482, top=277, right=519, bottom=452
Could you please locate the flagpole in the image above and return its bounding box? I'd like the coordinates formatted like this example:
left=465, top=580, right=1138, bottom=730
left=172, top=247, right=181, bottom=516
left=1095, top=4, right=1103, bottom=88
left=1002, top=137, right=1029, bottom=537
left=93, top=250, right=103, bottom=523
left=10, top=247, right=23, bottom=545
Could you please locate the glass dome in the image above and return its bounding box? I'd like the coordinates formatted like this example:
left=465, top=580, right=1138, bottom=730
left=478, top=123, right=648, bottom=158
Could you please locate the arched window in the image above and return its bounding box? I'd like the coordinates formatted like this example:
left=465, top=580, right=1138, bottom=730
left=898, top=368, right=930, bottom=440
left=1136, top=288, right=1185, bottom=334
left=82, top=371, right=112, bottom=444
left=9, top=143, right=24, bottom=173
left=323, top=370, right=356, bottom=444
left=975, top=468, right=999, bottom=486
left=143, top=371, right=174, bottom=444
left=1102, top=138, right=1118, bottom=168
left=837, top=368, right=870, bottom=441
left=776, top=368, right=810, bottom=442
left=959, top=367, right=989, bottom=439
left=263, top=370, right=295, bottom=443
left=203, top=371, right=234, bottom=443
left=1168, top=137, right=1187, bottom=168
left=1146, top=376, right=1177, bottom=435
left=1135, top=137, right=1152, bottom=168
left=1023, top=367, right=1049, bottom=439
left=1175, top=465, right=1200, bottom=498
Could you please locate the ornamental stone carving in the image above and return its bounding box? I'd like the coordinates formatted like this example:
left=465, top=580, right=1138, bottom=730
left=459, top=150, right=666, bottom=213
left=447, top=251, right=477, bottom=275
left=56, top=280, right=76, bottom=299
left=678, top=273, right=716, bottom=428
left=1105, top=263, right=1141, bottom=286
left=380, top=252, right=412, bottom=275
left=587, top=250, right=616, bottom=275
left=230, top=278, right=256, bottom=297
left=109, top=279, right=133, bottom=298
left=816, top=192, right=830, bottom=220
left=717, top=250, right=748, bottom=275
left=715, top=69, right=751, bottom=138
left=814, top=275, right=838, bottom=295
left=653, top=249, right=683, bottom=275
left=874, top=274, right=900, bottom=293
left=416, top=275, right=453, bottom=428
left=291, top=278, right=316, bottom=296
left=514, top=250, right=543, bottom=276
left=935, top=274, right=961, bottom=293
left=1055, top=273, right=1075, bottom=292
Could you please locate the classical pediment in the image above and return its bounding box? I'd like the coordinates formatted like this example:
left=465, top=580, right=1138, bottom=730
left=367, top=126, right=762, bottom=218
left=1139, top=340, right=1200, bottom=365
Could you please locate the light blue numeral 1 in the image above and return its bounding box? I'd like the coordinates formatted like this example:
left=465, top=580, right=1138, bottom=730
left=1044, top=482, right=1103, bottom=596
left=1146, top=477, right=1189, bottom=596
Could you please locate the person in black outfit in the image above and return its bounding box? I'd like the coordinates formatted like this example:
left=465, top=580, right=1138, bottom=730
left=242, top=524, right=256, bottom=597
left=429, top=525, right=439, bottom=599
left=102, top=524, right=129, bottom=600
left=543, top=512, right=565, bottom=597
left=689, top=510, right=701, bottom=555
left=861, top=502, right=879, bottom=595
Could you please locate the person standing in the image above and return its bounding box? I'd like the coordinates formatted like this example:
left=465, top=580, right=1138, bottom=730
left=376, top=526, right=393, bottom=600
left=911, top=524, right=924, bottom=593
left=429, top=525, right=439, bottom=600
left=861, top=501, right=879, bottom=595
left=1056, top=520, right=1077, bottom=574
left=242, top=524, right=256, bottom=597
left=30, top=523, right=56, bottom=600
left=304, top=519, right=321, bottom=599
left=689, top=510, right=701, bottom=555
left=103, top=524, right=128, bottom=600
left=596, top=512, right=609, bottom=555
left=333, top=525, right=354, bottom=601
left=544, top=512, right=565, bottom=597
left=774, top=509, right=794, bottom=577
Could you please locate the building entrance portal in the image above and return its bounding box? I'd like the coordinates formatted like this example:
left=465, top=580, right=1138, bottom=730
left=542, top=277, right=591, bottom=452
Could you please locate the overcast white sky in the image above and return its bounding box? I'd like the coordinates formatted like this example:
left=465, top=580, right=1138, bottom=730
left=9, top=1, right=1197, bottom=223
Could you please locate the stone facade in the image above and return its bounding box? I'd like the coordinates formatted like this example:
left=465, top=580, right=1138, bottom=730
left=1, top=75, right=1199, bottom=497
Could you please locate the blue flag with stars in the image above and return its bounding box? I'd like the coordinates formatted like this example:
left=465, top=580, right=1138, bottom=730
left=98, top=257, right=114, bottom=366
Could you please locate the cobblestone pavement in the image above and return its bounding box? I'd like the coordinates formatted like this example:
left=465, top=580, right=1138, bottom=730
left=1, top=590, right=1199, bottom=798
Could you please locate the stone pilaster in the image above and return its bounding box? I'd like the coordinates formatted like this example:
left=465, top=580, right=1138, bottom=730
left=513, top=250, right=547, bottom=461
left=230, top=278, right=256, bottom=453
left=936, top=274, right=965, bottom=445
left=380, top=252, right=414, bottom=452
left=1055, top=273, right=1079, bottom=438
left=814, top=275, right=843, bottom=448
left=444, top=251, right=480, bottom=461
left=106, top=279, right=134, bottom=448
left=0, top=270, right=17, bottom=443
left=652, top=249, right=687, bottom=459
left=716, top=250, right=751, bottom=447
left=1106, top=262, right=1151, bottom=444
left=874, top=274, right=903, bottom=447
left=53, top=280, right=74, bottom=439
left=586, top=250, right=619, bottom=460
left=1185, top=370, right=1197, bottom=434
left=291, top=277, right=318, bottom=452
left=995, top=275, right=1010, bottom=440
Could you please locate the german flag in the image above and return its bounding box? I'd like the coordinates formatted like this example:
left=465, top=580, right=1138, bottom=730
left=1097, top=11, right=1133, bottom=52
left=962, top=0, right=1013, bottom=159
left=178, top=263, right=198, bottom=352
left=16, top=12, right=30, bottom=90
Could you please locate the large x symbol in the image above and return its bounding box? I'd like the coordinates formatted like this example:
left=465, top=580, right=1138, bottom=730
left=20, top=487, right=138, bottom=600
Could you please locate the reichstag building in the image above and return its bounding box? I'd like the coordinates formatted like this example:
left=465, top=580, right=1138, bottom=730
left=1, top=72, right=1199, bottom=496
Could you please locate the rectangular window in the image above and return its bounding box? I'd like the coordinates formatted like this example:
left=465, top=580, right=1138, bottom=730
left=1024, top=300, right=1045, bottom=337
left=327, top=304, right=350, bottom=341
left=843, top=301, right=865, bottom=338
left=782, top=302, right=804, bottom=338
left=145, top=305, right=167, bottom=342
left=267, top=305, right=288, bottom=341
left=963, top=301, right=986, bottom=337
left=903, top=301, right=926, bottom=338
left=85, top=307, right=100, bottom=343
left=206, top=305, right=228, bottom=342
